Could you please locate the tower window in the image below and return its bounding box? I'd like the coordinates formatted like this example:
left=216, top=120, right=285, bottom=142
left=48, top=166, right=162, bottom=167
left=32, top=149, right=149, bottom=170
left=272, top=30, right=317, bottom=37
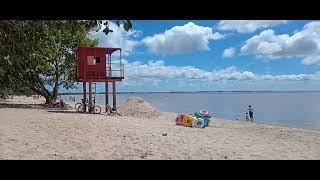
left=87, top=56, right=101, bottom=65
left=95, top=57, right=101, bottom=64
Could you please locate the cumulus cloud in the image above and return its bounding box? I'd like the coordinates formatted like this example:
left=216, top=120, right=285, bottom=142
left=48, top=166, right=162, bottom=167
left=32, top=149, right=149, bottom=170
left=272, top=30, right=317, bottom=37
left=66, top=59, right=320, bottom=92
left=142, top=22, right=224, bottom=55
left=121, top=60, right=320, bottom=84
left=222, top=47, right=236, bottom=58
left=240, top=21, right=320, bottom=65
left=89, top=21, right=141, bottom=56
left=218, top=20, right=287, bottom=33
left=212, top=32, right=225, bottom=40
left=301, top=56, right=320, bottom=65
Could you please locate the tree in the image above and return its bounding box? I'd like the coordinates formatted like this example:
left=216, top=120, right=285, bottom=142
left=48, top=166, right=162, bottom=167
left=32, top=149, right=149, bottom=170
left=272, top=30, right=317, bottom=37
left=41, top=21, right=99, bottom=101
left=0, top=20, right=132, bottom=104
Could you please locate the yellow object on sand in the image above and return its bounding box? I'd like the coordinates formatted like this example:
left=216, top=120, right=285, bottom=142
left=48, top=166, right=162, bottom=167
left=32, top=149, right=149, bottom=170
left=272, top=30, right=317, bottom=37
left=182, top=114, right=194, bottom=127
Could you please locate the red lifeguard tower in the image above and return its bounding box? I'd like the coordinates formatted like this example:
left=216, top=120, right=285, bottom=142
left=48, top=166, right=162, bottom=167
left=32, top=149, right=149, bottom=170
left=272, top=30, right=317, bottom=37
left=76, top=47, right=124, bottom=113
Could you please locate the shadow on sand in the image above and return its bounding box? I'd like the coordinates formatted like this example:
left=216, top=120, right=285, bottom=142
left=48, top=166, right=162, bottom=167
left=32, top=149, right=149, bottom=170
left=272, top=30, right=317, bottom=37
left=0, top=103, right=48, bottom=109
left=47, top=110, right=79, bottom=114
left=0, top=103, right=76, bottom=113
left=47, top=110, right=107, bottom=116
left=0, top=103, right=104, bottom=115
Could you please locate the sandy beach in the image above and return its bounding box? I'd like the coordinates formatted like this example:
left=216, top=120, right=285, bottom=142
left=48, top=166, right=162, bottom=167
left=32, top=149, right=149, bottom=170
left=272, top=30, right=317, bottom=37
left=0, top=96, right=319, bottom=160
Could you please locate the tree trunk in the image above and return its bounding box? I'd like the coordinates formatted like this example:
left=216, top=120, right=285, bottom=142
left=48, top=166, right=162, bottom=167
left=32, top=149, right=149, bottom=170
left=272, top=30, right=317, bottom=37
left=45, top=96, right=50, bottom=104
left=52, top=72, right=59, bottom=101
left=31, top=87, right=52, bottom=104
left=11, top=86, right=17, bottom=99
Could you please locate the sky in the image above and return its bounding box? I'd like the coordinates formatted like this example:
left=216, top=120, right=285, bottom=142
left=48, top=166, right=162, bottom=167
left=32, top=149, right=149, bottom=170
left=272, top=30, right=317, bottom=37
left=65, top=20, right=320, bottom=92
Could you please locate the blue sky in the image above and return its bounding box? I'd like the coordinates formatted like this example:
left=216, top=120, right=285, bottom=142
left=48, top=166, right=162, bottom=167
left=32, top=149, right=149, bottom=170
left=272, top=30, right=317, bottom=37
left=65, top=20, right=320, bottom=92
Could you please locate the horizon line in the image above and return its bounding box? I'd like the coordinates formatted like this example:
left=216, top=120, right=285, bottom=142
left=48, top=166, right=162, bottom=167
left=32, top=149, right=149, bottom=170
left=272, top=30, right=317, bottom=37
left=58, top=90, right=320, bottom=94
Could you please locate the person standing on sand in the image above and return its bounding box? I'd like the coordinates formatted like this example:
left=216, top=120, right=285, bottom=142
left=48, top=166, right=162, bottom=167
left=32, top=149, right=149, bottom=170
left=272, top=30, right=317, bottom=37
left=248, top=105, right=254, bottom=122
left=245, top=112, right=249, bottom=121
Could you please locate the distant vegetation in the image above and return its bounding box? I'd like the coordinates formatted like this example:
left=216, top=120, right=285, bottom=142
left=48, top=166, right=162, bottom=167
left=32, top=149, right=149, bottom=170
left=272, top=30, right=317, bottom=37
left=0, top=20, right=132, bottom=103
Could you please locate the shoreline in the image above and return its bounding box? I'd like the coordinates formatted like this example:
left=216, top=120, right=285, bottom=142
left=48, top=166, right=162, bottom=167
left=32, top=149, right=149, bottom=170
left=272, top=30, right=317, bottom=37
left=60, top=93, right=320, bottom=130
left=58, top=91, right=320, bottom=95
left=77, top=101, right=320, bottom=131
left=218, top=117, right=320, bottom=131
left=212, top=115, right=320, bottom=131
left=6, top=95, right=320, bottom=131
left=1, top=96, right=319, bottom=160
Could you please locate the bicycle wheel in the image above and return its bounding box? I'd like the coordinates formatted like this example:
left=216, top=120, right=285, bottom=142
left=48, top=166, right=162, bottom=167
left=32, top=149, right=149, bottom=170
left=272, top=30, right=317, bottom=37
left=74, top=103, right=82, bottom=110
left=77, top=104, right=86, bottom=113
left=93, top=105, right=101, bottom=114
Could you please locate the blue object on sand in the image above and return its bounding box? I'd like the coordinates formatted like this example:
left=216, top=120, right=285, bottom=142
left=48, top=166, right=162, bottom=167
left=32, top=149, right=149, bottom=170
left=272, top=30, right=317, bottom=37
left=193, top=118, right=205, bottom=128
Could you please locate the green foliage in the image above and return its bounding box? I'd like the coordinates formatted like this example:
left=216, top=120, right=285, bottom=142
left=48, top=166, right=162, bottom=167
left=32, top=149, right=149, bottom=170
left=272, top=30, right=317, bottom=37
left=0, top=20, right=132, bottom=103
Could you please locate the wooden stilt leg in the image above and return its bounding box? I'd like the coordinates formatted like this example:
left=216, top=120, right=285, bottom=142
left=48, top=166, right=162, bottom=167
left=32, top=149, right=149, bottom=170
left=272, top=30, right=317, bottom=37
left=82, top=81, right=86, bottom=112
left=89, top=81, right=92, bottom=113
left=112, top=80, right=116, bottom=111
left=105, top=80, right=109, bottom=113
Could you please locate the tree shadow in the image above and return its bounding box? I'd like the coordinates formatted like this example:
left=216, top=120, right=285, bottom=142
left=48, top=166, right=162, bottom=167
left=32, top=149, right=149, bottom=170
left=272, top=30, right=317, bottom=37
left=0, top=103, right=48, bottom=109
left=0, top=103, right=75, bottom=112
left=47, top=110, right=107, bottom=116
left=47, top=110, right=79, bottom=114
left=0, top=103, right=106, bottom=115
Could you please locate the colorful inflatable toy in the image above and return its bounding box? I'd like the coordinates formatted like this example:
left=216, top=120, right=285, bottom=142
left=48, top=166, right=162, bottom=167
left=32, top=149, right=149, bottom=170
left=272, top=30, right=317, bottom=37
left=193, top=118, right=205, bottom=128
left=175, top=114, right=185, bottom=125
left=202, top=117, right=210, bottom=127
left=182, top=114, right=194, bottom=127
left=200, top=110, right=211, bottom=118
left=176, top=110, right=212, bottom=128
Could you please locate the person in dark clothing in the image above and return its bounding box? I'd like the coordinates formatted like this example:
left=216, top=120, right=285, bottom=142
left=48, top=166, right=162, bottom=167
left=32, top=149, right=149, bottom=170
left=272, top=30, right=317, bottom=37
left=248, top=105, right=254, bottom=122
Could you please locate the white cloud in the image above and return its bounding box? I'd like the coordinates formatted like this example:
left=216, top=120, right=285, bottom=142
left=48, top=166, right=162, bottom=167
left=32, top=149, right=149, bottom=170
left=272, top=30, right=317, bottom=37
left=301, top=56, right=320, bottom=65
left=142, top=22, right=224, bottom=55
left=89, top=21, right=141, bottom=56
left=66, top=59, right=320, bottom=92
left=121, top=60, right=320, bottom=84
left=212, top=32, right=225, bottom=40
left=241, top=21, right=320, bottom=65
left=222, top=47, right=236, bottom=58
left=218, top=20, right=287, bottom=33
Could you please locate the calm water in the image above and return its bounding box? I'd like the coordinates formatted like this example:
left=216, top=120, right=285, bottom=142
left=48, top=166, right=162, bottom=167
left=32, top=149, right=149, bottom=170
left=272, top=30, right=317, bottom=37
left=61, top=92, right=320, bottom=129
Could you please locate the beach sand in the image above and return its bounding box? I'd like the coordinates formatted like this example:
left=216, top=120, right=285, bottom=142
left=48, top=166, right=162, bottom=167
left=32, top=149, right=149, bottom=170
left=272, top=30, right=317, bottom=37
left=0, top=96, right=319, bottom=160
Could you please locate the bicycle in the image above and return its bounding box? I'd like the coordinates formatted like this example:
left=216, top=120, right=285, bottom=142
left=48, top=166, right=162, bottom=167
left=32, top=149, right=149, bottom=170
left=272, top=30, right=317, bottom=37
left=76, top=98, right=101, bottom=114
left=74, top=98, right=85, bottom=111
left=90, top=98, right=102, bottom=114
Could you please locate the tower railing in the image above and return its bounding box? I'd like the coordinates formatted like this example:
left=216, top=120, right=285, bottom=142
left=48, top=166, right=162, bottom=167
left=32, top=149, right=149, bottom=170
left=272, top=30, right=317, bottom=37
left=106, top=63, right=124, bottom=78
